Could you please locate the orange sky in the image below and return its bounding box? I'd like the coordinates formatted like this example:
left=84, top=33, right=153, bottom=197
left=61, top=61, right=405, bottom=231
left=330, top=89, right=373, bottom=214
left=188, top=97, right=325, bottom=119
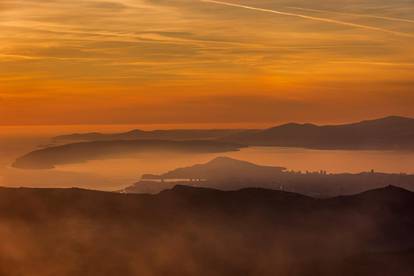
left=1, top=0, right=414, bottom=126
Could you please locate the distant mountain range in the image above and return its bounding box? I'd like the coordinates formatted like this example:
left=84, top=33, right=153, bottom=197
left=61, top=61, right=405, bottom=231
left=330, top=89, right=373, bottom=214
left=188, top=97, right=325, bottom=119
left=223, top=116, right=414, bottom=149
left=12, top=140, right=245, bottom=169
left=13, top=116, right=414, bottom=170
left=0, top=185, right=413, bottom=275
left=53, top=129, right=251, bottom=142
left=123, top=157, right=414, bottom=197
left=52, top=116, right=414, bottom=150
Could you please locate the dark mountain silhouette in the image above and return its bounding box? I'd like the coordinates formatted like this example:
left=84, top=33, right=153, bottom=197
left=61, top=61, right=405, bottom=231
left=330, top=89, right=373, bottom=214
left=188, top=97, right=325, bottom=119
left=223, top=116, right=414, bottom=149
left=158, top=156, right=286, bottom=180
left=123, top=157, right=414, bottom=196
left=52, top=116, right=414, bottom=150
left=124, top=157, right=286, bottom=194
left=12, top=140, right=245, bottom=169
left=53, top=129, right=252, bottom=143
left=0, top=185, right=413, bottom=276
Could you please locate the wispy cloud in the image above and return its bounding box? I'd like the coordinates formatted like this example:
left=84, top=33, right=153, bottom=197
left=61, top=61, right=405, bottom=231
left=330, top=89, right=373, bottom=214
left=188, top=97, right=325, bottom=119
left=286, top=6, right=414, bottom=24
left=201, top=0, right=414, bottom=37
left=1, top=0, right=414, bottom=124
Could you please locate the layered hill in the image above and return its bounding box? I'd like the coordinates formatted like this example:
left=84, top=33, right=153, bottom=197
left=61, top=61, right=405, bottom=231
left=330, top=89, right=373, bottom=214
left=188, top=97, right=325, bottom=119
left=51, top=116, right=414, bottom=150
left=0, top=185, right=413, bottom=276
left=53, top=129, right=252, bottom=143
left=223, top=116, right=414, bottom=149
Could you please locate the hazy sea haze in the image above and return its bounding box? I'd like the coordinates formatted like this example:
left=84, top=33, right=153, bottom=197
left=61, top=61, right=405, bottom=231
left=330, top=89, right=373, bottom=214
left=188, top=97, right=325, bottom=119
left=1, top=125, right=414, bottom=190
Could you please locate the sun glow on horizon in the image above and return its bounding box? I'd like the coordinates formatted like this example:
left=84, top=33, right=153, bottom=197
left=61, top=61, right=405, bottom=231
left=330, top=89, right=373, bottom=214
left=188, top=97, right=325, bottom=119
left=1, top=0, right=414, bottom=125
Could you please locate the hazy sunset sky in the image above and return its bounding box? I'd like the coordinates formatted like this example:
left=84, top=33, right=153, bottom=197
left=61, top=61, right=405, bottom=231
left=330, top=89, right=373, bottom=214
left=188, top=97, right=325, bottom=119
left=1, top=0, right=414, bottom=125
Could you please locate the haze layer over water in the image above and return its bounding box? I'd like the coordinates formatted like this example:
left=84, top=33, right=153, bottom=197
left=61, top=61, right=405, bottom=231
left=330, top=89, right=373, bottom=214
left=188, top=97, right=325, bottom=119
left=1, top=125, right=413, bottom=190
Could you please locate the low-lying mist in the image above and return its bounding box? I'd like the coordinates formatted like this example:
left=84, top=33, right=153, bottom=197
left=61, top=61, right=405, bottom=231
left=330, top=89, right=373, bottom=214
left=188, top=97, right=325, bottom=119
left=0, top=186, right=413, bottom=276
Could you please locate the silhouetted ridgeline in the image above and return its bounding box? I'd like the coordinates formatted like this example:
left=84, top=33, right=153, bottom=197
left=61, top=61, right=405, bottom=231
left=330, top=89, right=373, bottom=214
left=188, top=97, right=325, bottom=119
left=223, top=116, right=414, bottom=149
left=53, top=129, right=252, bottom=142
left=51, top=116, right=414, bottom=150
left=12, top=140, right=245, bottom=169
left=160, top=156, right=286, bottom=180
left=123, top=157, right=414, bottom=197
left=0, top=185, right=413, bottom=276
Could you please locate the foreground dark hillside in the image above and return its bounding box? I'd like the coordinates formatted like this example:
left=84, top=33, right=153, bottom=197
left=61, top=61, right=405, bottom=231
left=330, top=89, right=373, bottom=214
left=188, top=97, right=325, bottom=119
left=0, top=185, right=413, bottom=276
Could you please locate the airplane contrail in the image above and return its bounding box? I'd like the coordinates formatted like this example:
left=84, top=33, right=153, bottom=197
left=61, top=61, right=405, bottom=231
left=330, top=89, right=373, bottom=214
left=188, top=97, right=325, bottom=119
left=201, top=0, right=414, bottom=38
left=287, top=6, right=414, bottom=24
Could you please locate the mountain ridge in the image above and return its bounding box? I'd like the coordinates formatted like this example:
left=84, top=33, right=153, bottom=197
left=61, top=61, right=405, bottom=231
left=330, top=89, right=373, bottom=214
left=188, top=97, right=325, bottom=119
left=223, top=115, right=414, bottom=149
left=51, top=116, right=414, bottom=150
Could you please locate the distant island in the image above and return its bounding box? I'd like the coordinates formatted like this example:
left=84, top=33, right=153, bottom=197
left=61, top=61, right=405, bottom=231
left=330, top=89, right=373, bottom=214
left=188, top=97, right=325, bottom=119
left=123, top=157, right=414, bottom=197
left=12, top=140, right=245, bottom=169
left=0, top=185, right=413, bottom=275
left=52, top=116, right=414, bottom=150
